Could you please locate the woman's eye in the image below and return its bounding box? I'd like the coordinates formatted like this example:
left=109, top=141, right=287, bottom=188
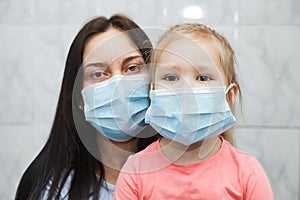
left=163, top=75, right=179, bottom=81
left=91, top=71, right=106, bottom=80
left=125, top=65, right=140, bottom=74
left=197, top=75, right=212, bottom=82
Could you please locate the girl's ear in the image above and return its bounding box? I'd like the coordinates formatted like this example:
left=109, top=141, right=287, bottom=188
left=226, top=83, right=239, bottom=109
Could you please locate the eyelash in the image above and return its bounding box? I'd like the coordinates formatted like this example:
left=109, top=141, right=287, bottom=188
left=89, top=64, right=142, bottom=80
left=197, top=75, right=212, bottom=81
left=162, top=74, right=213, bottom=81
left=124, top=65, right=141, bottom=74
left=163, top=74, right=179, bottom=81
left=91, top=71, right=108, bottom=80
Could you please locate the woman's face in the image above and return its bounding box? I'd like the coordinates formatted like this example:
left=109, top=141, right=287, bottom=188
left=82, top=28, right=147, bottom=88
left=154, top=38, right=226, bottom=90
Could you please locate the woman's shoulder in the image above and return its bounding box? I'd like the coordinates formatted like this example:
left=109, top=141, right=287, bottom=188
left=42, top=171, right=115, bottom=200
left=42, top=171, right=73, bottom=199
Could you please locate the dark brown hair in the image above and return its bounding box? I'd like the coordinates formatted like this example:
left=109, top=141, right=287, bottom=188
left=15, top=14, right=157, bottom=200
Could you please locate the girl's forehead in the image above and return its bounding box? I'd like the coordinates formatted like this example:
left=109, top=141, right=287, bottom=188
left=153, top=38, right=226, bottom=82
left=157, top=39, right=222, bottom=69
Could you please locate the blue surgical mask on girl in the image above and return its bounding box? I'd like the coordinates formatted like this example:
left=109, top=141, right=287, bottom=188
left=145, top=84, right=236, bottom=146
left=81, top=74, right=150, bottom=142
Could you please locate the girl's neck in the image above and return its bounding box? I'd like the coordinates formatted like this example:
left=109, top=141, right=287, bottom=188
left=96, top=135, right=138, bottom=184
left=159, top=136, right=222, bottom=165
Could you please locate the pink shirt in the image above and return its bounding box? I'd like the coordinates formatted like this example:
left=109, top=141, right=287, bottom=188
left=115, top=138, right=274, bottom=200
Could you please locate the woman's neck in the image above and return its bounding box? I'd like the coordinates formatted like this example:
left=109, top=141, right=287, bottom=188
left=159, top=136, right=222, bottom=165
left=96, top=135, right=138, bottom=184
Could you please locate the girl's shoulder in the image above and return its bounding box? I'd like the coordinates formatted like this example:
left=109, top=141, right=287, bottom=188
left=222, top=140, right=274, bottom=199
left=222, top=139, right=265, bottom=174
left=223, top=139, right=256, bottom=160
left=135, top=140, right=160, bottom=154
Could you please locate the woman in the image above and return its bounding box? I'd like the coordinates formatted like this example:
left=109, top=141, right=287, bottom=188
left=15, top=14, right=157, bottom=199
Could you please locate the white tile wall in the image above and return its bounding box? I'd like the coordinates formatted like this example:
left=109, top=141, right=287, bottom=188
left=0, top=124, right=50, bottom=199
left=234, top=128, right=299, bottom=200
left=238, top=0, right=300, bottom=25
left=236, top=26, right=300, bottom=127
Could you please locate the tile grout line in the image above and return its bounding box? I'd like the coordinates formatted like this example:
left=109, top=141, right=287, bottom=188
left=236, top=125, right=300, bottom=131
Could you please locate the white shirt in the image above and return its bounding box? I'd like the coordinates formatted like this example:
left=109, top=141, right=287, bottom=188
left=42, top=171, right=115, bottom=200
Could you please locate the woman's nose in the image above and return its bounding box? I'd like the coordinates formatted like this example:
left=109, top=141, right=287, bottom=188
left=106, top=62, right=123, bottom=77
left=110, top=69, right=123, bottom=76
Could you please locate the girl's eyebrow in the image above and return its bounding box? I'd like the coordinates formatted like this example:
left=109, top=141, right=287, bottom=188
left=157, top=64, right=180, bottom=69
left=158, top=63, right=215, bottom=74
left=156, top=64, right=186, bottom=74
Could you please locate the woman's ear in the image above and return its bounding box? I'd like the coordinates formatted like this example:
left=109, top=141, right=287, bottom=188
left=226, top=83, right=239, bottom=109
left=77, top=96, right=84, bottom=111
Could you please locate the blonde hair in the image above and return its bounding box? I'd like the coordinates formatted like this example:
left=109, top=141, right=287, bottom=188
left=151, top=23, right=242, bottom=145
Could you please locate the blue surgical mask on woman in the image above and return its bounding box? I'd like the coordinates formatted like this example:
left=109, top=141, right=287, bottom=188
left=81, top=74, right=150, bottom=142
left=145, top=85, right=236, bottom=146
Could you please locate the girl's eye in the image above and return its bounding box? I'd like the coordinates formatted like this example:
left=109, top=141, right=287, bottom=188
left=163, top=75, right=179, bottom=81
left=125, top=65, right=140, bottom=74
left=197, top=75, right=212, bottom=82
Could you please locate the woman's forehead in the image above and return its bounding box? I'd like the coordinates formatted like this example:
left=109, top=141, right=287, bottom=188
left=83, top=29, right=141, bottom=65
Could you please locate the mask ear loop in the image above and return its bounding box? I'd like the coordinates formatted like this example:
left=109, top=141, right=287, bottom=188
left=225, top=83, right=234, bottom=94
left=150, top=82, right=154, bottom=91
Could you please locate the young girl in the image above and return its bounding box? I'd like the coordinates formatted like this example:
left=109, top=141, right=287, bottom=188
left=114, top=23, right=274, bottom=199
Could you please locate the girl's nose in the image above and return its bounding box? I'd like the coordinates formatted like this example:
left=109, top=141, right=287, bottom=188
left=180, top=76, right=199, bottom=88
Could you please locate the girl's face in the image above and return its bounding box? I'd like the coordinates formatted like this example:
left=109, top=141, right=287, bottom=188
left=154, top=38, right=226, bottom=90
left=82, top=28, right=147, bottom=88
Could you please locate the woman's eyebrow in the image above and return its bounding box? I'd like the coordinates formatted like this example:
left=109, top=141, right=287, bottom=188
left=83, top=62, right=108, bottom=69
left=83, top=56, right=143, bottom=69
left=122, top=55, right=144, bottom=66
